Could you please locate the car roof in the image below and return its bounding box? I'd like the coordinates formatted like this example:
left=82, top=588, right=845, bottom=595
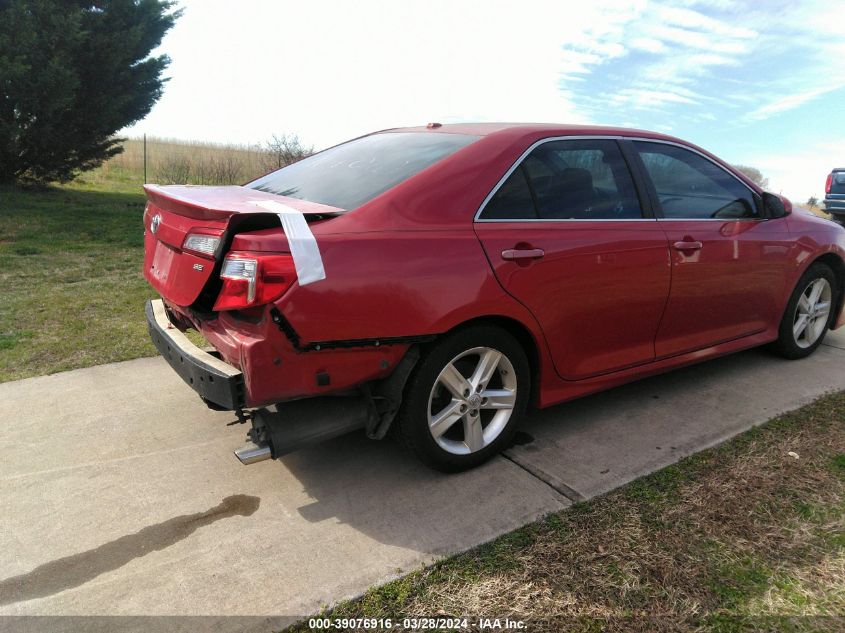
left=333, top=121, right=763, bottom=228
left=384, top=122, right=683, bottom=143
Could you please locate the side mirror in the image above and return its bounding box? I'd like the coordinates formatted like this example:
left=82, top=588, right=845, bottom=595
left=763, top=192, right=790, bottom=218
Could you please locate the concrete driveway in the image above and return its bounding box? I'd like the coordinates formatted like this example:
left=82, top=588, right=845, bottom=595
left=1, top=329, right=844, bottom=620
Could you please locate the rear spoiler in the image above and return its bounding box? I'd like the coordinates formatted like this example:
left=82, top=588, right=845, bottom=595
left=143, top=184, right=344, bottom=220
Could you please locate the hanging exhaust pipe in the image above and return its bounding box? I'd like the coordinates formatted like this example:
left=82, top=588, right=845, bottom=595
left=234, top=443, right=272, bottom=465
left=234, top=395, right=372, bottom=465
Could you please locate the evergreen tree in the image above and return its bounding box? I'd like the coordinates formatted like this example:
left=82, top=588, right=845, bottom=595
left=0, top=0, right=180, bottom=184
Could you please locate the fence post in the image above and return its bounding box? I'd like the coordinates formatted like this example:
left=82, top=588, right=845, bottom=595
left=143, top=133, right=147, bottom=185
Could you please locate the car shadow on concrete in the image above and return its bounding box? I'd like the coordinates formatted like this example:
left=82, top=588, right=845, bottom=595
left=274, top=344, right=844, bottom=552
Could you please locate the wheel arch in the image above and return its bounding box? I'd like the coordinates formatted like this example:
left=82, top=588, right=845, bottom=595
left=811, top=252, right=845, bottom=327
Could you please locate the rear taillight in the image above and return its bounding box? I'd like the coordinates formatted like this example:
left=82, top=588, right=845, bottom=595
left=826, top=173, right=833, bottom=194
left=213, top=251, right=297, bottom=311
left=183, top=232, right=222, bottom=258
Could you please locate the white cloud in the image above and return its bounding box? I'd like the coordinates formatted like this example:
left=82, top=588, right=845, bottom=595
left=655, top=6, right=755, bottom=39
left=676, top=0, right=739, bottom=9
left=562, top=0, right=754, bottom=113
left=611, top=88, right=699, bottom=108
left=728, top=1, right=845, bottom=121
left=593, top=41, right=628, bottom=59
left=643, top=24, right=750, bottom=54
left=559, top=51, right=606, bottom=78
left=685, top=53, right=738, bottom=67
left=556, top=3, right=644, bottom=80
left=630, top=37, right=666, bottom=54
left=745, top=85, right=844, bottom=122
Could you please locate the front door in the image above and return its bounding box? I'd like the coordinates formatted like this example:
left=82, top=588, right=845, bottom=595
left=632, top=140, right=791, bottom=357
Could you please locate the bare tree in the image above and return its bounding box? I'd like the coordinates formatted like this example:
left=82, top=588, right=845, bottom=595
left=155, top=155, right=191, bottom=184
left=209, top=154, right=243, bottom=185
left=263, top=133, right=314, bottom=172
left=732, top=164, right=769, bottom=190
left=807, top=196, right=819, bottom=208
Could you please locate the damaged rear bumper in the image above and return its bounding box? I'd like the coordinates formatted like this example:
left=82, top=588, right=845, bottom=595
left=145, top=299, right=245, bottom=409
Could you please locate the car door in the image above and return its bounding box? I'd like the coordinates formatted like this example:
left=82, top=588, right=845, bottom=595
left=631, top=140, right=792, bottom=358
left=474, top=137, right=671, bottom=380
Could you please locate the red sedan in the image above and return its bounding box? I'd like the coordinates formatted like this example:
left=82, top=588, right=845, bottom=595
left=143, top=123, right=845, bottom=471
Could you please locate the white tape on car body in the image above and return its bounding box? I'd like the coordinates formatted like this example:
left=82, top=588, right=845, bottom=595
left=252, top=199, right=327, bottom=286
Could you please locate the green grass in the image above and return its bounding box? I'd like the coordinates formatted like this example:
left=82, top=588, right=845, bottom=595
left=0, top=182, right=156, bottom=382
left=292, top=392, right=845, bottom=632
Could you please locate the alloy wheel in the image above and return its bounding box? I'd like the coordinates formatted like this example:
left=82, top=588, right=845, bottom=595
left=426, top=346, right=517, bottom=455
left=792, top=277, right=832, bottom=348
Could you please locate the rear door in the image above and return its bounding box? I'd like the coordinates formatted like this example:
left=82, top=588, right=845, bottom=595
left=631, top=140, right=791, bottom=358
left=474, top=138, right=671, bottom=380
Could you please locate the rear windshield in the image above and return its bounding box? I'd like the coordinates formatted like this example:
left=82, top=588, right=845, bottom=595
left=247, top=132, right=479, bottom=210
left=832, top=172, right=845, bottom=194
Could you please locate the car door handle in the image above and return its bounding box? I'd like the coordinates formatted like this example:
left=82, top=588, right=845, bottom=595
left=501, top=248, right=545, bottom=261
left=672, top=240, right=703, bottom=251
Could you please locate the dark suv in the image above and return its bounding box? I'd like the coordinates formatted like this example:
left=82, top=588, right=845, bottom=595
left=825, top=168, right=845, bottom=224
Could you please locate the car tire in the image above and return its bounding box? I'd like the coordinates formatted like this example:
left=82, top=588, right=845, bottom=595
left=772, top=262, right=838, bottom=359
left=397, top=325, right=530, bottom=472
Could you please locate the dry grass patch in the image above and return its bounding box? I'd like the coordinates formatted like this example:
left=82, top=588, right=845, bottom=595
left=296, top=392, right=845, bottom=632
left=76, top=137, right=273, bottom=192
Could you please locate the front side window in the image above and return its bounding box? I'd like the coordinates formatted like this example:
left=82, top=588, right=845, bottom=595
left=634, top=142, right=759, bottom=220
left=248, top=132, right=479, bottom=211
left=480, top=139, right=643, bottom=220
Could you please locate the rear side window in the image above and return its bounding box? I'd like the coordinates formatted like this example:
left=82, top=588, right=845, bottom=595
left=480, top=139, right=643, bottom=220
left=634, top=142, right=759, bottom=220
left=248, top=132, right=479, bottom=210
left=482, top=167, right=536, bottom=220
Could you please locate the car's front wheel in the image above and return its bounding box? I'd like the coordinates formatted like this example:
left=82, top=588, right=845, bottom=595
left=773, top=262, right=837, bottom=359
left=397, top=325, right=530, bottom=472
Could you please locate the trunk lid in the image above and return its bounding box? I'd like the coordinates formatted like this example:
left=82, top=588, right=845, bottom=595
left=142, top=185, right=342, bottom=308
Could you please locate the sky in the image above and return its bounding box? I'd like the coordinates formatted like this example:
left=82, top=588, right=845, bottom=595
left=125, top=0, right=845, bottom=202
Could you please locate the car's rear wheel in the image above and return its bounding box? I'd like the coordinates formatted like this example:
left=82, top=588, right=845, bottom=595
left=772, top=262, right=837, bottom=359
left=397, top=325, right=530, bottom=472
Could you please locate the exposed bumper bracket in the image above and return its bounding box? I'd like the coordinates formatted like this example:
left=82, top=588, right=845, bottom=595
left=145, top=299, right=246, bottom=410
